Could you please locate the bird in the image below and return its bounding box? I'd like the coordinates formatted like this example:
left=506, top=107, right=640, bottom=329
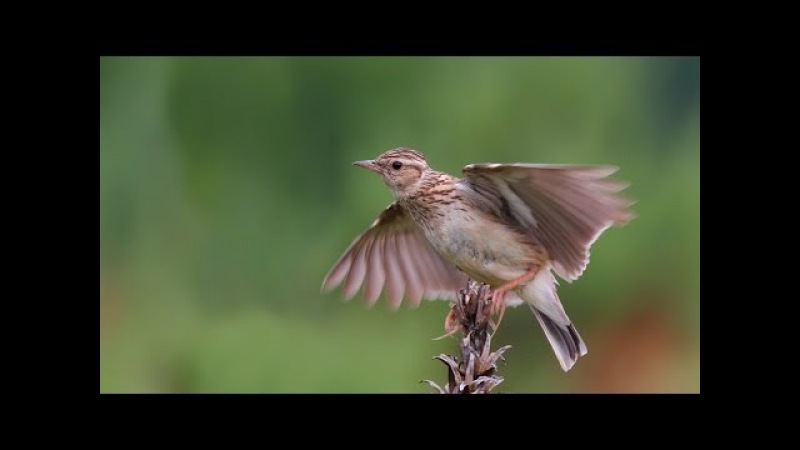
left=322, top=148, right=633, bottom=371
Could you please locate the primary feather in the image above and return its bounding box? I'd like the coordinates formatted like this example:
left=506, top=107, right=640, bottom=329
left=462, top=163, right=633, bottom=282
left=321, top=202, right=467, bottom=308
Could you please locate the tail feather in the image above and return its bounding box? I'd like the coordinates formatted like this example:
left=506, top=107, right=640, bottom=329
left=520, top=268, right=588, bottom=372
left=530, top=306, right=587, bottom=371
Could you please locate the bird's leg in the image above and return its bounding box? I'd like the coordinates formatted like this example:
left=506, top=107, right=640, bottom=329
left=433, top=306, right=463, bottom=340
left=490, top=266, right=539, bottom=329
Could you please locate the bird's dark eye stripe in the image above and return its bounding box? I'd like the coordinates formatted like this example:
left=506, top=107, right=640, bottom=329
left=392, top=161, right=403, bottom=170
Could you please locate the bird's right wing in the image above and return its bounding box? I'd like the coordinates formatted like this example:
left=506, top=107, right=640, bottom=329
left=322, top=202, right=467, bottom=309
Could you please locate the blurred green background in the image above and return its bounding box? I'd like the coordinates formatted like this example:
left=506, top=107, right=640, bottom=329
left=100, top=57, right=700, bottom=393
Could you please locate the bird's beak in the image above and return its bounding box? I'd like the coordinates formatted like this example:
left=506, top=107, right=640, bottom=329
left=353, top=160, right=381, bottom=173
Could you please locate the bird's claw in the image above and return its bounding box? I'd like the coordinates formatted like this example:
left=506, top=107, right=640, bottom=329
left=434, top=306, right=462, bottom=340
left=488, top=289, right=508, bottom=331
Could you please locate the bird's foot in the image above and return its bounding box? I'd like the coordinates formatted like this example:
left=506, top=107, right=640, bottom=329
left=489, top=289, right=508, bottom=330
left=488, top=266, right=540, bottom=330
left=434, top=306, right=462, bottom=340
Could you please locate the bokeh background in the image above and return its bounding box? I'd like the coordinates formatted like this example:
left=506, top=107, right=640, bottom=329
left=100, top=57, right=700, bottom=393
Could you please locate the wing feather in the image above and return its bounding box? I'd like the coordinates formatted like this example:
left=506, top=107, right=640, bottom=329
left=463, top=163, right=633, bottom=281
left=322, top=202, right=467, bottom=307
left=363, top=232, right=385, bottom=305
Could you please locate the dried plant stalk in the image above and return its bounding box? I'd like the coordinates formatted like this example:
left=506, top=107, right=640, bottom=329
left=422, top=280, right=511, bottom=394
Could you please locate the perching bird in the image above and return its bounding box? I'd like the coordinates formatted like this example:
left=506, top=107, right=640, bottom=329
left=322, top=148, right=633, bottom=371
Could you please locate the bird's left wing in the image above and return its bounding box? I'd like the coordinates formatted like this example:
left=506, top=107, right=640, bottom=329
left=462, top=163, right=634, bottom=282
left=322, top=202, right=467, bottom=309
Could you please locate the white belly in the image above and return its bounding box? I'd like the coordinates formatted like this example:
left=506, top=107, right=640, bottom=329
left=424, top=208, right=535, bottom=286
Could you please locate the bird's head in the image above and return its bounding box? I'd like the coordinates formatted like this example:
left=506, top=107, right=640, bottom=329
left=354, top=148, right=430, bottom=199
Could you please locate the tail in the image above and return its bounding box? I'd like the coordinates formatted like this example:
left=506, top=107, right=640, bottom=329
left=519, top=269, right=588, bottom=372
left=529, top=306, right=587, bottom=372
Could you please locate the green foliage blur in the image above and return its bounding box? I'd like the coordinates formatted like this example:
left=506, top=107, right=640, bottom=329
left=100, top=57, right=700, bottom=393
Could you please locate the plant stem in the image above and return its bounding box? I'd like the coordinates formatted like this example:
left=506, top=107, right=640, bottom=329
left=422, top=279, right=511, bottom=394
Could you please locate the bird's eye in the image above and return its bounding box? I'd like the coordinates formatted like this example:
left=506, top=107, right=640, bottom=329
left=392, top=161, right=403, bottom=170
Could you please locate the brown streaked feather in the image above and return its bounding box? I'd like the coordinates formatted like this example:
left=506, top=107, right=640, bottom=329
left=380, top=147, right=427, bottom=162
left=322, top=202, right=467, bottom=307
left=462, top=163, right=634, bottom=282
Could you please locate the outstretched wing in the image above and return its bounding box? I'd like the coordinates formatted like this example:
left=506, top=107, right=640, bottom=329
left=322, top=202, right=467, bottom=309
left=462, top=163, right=634, bottom=282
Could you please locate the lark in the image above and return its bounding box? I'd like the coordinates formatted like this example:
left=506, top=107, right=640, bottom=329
left=322, top=148, right=633, bottom=371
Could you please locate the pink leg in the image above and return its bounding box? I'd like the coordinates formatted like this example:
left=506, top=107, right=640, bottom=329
left=433, top=307, right=462, bottom=340
left=490, top=266, right=539, bottom=329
